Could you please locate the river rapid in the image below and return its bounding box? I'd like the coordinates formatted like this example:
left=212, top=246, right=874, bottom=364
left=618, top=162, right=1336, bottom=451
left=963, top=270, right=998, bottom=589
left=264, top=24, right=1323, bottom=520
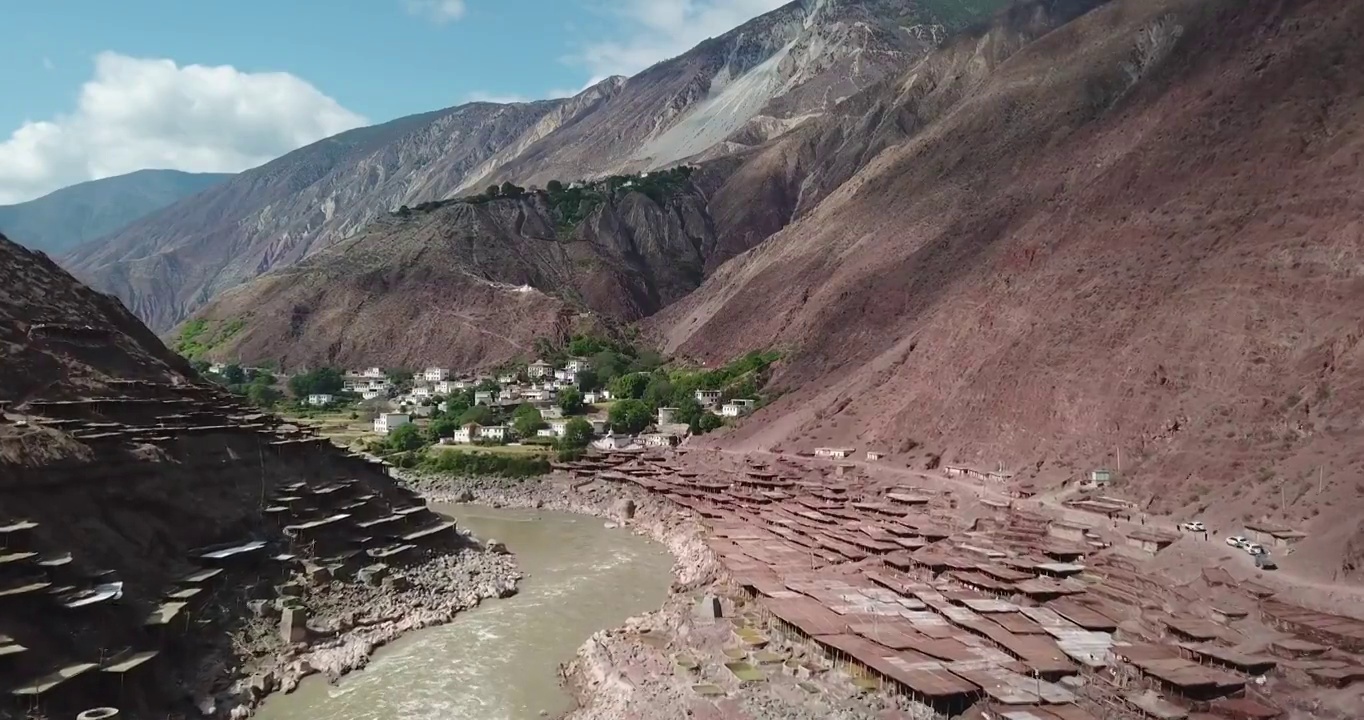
left=253, top=503, right=673, bottom=720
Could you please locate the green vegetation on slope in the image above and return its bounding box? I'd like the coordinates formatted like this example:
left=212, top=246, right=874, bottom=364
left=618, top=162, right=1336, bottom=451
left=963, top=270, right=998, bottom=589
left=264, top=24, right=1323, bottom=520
left=173, top=317, right=246, bottom=359
left=390, top=165, right=698, bottom=237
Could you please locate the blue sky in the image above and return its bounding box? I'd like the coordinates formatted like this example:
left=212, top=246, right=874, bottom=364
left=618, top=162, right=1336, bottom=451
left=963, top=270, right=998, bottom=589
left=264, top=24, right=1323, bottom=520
left=0, top=0, right=787, bottom=203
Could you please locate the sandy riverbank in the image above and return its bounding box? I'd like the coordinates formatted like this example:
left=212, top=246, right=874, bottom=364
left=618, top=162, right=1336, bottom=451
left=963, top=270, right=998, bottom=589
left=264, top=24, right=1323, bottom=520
left=207, top=532, right=521, bottom=719
left=397, top=470, right=916, bottom=720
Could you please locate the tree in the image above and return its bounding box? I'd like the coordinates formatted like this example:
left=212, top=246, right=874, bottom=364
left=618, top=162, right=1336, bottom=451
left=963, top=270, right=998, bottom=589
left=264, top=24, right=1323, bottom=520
left=476, top=378, right=500, bottom=393
left=610, top=373, right=648, bottom=400
left=575, top=368, right=601, bottom=393
left=671, top=396, right=704, bottom=426
left=591, top=350, right=626, bottom=381
left=222, top=364, right=246, bottom=385
left=189, top=359, right=210, bottom=375
left=387, top=369, right=415, bottom=386
left=643, top=373, right=673, bottom=409
left=387, top=423, right=424, bottom=452
left=457, top=405, right=495, bottom=426
left=427, top=417, right=458, bottom=443
left=486, top=184, right=500, bottom=197
left=693, top=412, right=724, bottom=435
left=513, top=406, right=546, bottom=439
left=246, top=382, right=280, bottom=408
left=546, top=179, right=564, bottom=193
left=500, top=181, right=523, bottom=197
left=609, top=399, right=652, bottom=434
left=289, top=367, right=343, bottom=397
left=559, top=387, right=584, bottom=415
left=561, top=418, right=593, bottom=449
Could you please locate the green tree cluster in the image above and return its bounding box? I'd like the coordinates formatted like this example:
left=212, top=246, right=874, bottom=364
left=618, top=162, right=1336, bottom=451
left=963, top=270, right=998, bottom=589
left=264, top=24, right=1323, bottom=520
left=288, top=367, right=343, bottom=398
left=560, top=417, right=593, bottom=449
left=512, top=404, right=546, bottom=438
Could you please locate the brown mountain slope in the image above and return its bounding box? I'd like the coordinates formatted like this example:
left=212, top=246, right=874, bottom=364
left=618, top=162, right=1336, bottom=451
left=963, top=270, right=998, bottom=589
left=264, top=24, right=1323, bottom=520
left=186, top=171, right=744, bottom=371
left=649, top=0, right=1364, bottom=578
left=0, top=234, right=463, bottom=714
left=62, top=0, right=1001, bottom=334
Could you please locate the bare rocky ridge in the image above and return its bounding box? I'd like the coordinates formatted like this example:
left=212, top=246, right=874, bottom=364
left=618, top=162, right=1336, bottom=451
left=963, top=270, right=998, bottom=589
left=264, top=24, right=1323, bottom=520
left=62, top=0, right=986, bottom=333
left=648, top=0, right=1364, bottom=579
left=0, top=232, right=518, bottom=718
left=186, top=171, right=754, bottom=370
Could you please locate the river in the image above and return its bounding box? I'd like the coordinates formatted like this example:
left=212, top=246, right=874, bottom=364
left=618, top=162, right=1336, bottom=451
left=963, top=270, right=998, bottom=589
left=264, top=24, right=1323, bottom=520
left=253, top=503, right=674, bottom=720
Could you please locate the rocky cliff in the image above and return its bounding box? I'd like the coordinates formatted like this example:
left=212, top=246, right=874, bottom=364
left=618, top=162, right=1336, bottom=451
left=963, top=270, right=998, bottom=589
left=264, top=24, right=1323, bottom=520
left=0, top=232, right=477, bottom=715
left=183, top=167, right=753, bottom=371
left=648, top=0, right=1364, bottom=576
left=62, top=0, right=998, bottom=333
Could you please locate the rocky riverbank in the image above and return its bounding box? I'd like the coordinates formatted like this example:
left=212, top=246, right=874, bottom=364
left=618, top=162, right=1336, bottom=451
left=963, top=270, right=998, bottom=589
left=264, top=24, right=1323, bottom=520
left=396, top=470, right=908, bottom=720
left=205, top=533, right=521, bottom=719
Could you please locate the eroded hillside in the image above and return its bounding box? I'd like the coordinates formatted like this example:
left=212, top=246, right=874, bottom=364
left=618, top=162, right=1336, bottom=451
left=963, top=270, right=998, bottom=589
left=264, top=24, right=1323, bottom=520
left=649, top=0, right=1364, bottom=578
left=0, top=233, right=473, bottom=716
left=63, top=0, right=999, bottom=333
left=184, top=169, right=752, bottom=370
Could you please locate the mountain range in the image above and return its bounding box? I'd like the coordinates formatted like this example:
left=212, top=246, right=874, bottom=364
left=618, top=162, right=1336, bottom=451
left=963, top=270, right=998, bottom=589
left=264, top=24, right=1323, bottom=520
left=0, top=169, right=229, bottom=256
left=63, top=0, right=990, bottom=333
left=39, top=0, right=1364, bottom=576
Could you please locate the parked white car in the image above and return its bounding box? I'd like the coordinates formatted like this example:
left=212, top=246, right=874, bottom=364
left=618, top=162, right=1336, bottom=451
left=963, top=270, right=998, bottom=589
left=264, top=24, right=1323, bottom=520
left=1226, top=535, right=1249, bottom=548
left=1180, top=521, right=1207, bottom=532
left=1244, top=542, right=1266, bottom=555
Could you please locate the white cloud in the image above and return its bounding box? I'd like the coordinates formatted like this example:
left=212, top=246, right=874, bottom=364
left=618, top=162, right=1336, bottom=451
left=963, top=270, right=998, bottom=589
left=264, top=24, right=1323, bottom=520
left=0, top=52, right=365, bottom=204
left=405, top=0, right=466, bottom=24
left=570, top=0, right=789, bottom=80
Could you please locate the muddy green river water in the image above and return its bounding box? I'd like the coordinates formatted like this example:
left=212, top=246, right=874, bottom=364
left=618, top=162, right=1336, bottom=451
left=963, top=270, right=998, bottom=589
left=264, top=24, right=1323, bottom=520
left=253, top=504, right=673, bottom=720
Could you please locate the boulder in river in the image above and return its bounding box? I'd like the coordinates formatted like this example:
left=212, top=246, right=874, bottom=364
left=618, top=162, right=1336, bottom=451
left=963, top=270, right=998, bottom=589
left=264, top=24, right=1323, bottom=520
left=486, top=539, right=509, bottom=555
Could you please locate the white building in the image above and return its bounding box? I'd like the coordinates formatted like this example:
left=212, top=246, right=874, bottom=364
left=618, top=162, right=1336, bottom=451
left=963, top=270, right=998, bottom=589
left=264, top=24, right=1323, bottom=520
left=481, top=425, right=508, bottom=442
left=721, top=399, right=756, bottom=418
left=451, top=423, right=480, bottom=444
left=584, top=389, right=612, bottom=404
left=307, top=393, right=334, bottom=406
left=554, top=368, right=578, bottom=383
left=592, top=434, right=633, bottom=451
left=361, top=367, right=385, bottom=379
left=548, top=418, right=571, bottom=437
left=361, top=389, right=386, bottom=401
left=642, top=432, right=681, bottom=448
left=541, top=406, right=564, bottom=420
left=373, top=413, right=410, bottom=435
left=566, top=358, right=591, bottom=373
left=474, top=391, right=494, bottom=406
left=434, top=380, right=459, bottom=395
left=525, top=388, right=555, bottom=403
left=814, top=447, right=855, bottom=459
left=423, top=367, right=450, bottom=382
left=498, top=373, right=517, bottom=384
left=412, top=385, right=434, bottom=400
left=537, top=428, right=557, bottom=438
left=528, top=360, right=553, bottom=378
left=695, top=389, right=723, bottom=407
left=208, top=362, right=226, bottom=374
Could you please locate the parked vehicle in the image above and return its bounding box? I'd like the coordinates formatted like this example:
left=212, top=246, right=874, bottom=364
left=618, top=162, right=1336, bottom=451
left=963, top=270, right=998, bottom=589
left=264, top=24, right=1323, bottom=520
left=1244, top=542, right=1266, bottom=555
left=1180, top=521, right=1207, bottom=532
left=1226, top=535, right=1249, bottom=548
left=1255, top=553, right=1277, bottom=569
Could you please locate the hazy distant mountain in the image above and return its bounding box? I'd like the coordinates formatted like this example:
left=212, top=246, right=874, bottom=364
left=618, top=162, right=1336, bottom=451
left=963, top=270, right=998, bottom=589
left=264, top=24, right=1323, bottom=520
left=0, top=169, right=231, bottom=255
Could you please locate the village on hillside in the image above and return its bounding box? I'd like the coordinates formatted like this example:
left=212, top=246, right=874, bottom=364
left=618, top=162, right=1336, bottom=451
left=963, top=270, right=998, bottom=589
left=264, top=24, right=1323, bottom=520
left=197, top=335, right=777, bottom=467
